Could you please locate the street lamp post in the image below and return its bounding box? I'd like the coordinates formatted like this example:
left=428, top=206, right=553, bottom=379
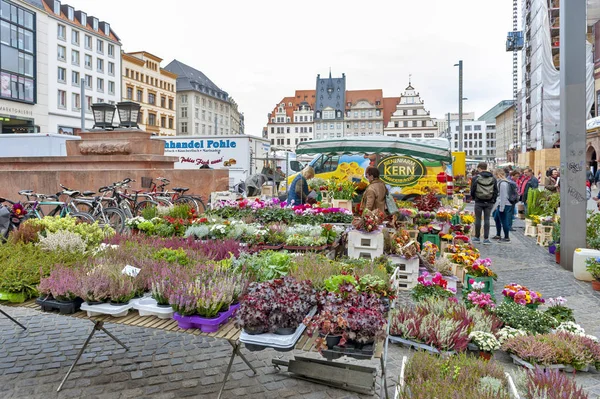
left=455, top=61, right=464, bottom=152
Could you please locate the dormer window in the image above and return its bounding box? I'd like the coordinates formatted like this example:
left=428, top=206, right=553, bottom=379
left=67, top=7, right=74, bottom=21
left=104, top=23, right=110, bottom=36
left=53, top=0, right=61, bottom=15
left=80, top=12, right=87, bottom=24
left=92, top=18, right=98, bottom=31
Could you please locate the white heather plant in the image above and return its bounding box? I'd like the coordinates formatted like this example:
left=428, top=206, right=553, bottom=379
left=469, top=331, right=501, bottom=352
left=555, top=321, right=586, bottom=336
left=38, top=230, right=87, bottom=253
left=496, top=326, right=527, bottom=344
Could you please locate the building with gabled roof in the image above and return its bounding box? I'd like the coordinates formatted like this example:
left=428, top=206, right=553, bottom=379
left=266, top=90, right=316, bottom=151
left=384, top=82, right=438, bottom=139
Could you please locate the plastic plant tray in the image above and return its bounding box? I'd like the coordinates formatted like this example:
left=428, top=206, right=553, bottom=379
left=389, top=336, right=456, bottom=357
left=173, top=303, right=239, bottom=333
left=240, top=307, right=317, bottom=350
left=36, top=297, right=83, bottom=314
left=132, top=297, right=174, bottom=319
left=80, top=301, right=134, bottom=318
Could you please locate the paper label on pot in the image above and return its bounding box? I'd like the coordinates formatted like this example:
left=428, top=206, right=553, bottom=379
left=122, top=265, right=140, bottom=277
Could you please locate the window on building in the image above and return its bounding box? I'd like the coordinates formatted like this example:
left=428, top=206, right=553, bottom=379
left=57, top=90, right=66, bottom=108
left=71, top=30, right=79, bottom=46
left=57, top=67, right=66, bottom=82
left=403, top=110, right=407, bottom=116
left=394, top=122, right=399, bottom=128
left=71, top=71, right=79, bottom=86
left=465, top=125, right=472, bottom=131
left=148, top=113, right=156, bottom=126
left=108, top=44, right=114, bottom=57
left=180, top=122, right=187, bottom=133
left=85, top=95, right=92, bottom=113
left=108, top=81, right=114, bottom=95
left=126, top=87, right=132, bottom=100
left=97, top=58, right=104, bottom=73
left=412, top=110, right=417, bottom=115
left=84, top=54, right=92, bottom=69
left=309, top=127, right=312, bottom=133
left=360, top=111, right=365, bottom=118
left=201, top=110, right=206, bottom=120
left=57, top=24, right=66, bottom=40
left=96, top=78, right=103, bottom=92
left=84, top=35, right=92, bottom=49
left=421, top=121, right=426, bottom=127
left=376, top=110, right=381, bottom=116
left=148, top=93, right=155, bottom=105
left=160, top=116, right=166, bottom=128
left=412, top=121, right=417, bottom=127
left=368, top=122, right=372, bottom=129
left=403, top=121, right=408, bottom=127
left=85, top=74, right=92, bottom=89
left=136, top=89, right=142, bottom=102
left=360, top=122, right=365, bottom=128
left=474, top=125, right=481, bottom=130
left=96, top=39, right=103, bottom=54
left=181, top=107, right=187, bottom=118
left=71, top=49, right=79, bottom=65
left=169, top=98, right=173, bottom=109
left=168, top=118, right=173, bottom=129
left=181, top=94, right=187, bottom=103
left=323, top=110, right=335, bottom=119
left=375, top=122, right=381, bottom=129
left=71, top=93, right=80, bottom=110
left=57, top=45, right=66, bottom=60
left=108, top=62, right=114, bottom=75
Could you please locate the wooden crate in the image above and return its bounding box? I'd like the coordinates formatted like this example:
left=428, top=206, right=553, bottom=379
left=536, top=225, right=553, bottom=247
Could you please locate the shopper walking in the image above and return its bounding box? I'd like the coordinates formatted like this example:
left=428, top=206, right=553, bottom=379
left=361, top=166, right=387, bottom=214
left=470, top=162, right=498, bottom=245
left=492, top=169, right=513, bottom=242
left=545, top=169, right=559, bottom=192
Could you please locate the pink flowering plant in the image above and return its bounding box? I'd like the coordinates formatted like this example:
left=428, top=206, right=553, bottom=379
left=411, top=272, right=456, bottom=302
left=38, top=265, right=82, bottom=301
left=463, top=279, right=496, bottom=311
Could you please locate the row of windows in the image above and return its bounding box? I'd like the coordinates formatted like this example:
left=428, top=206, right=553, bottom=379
left=0, top=0, right=35, bottom=103
left=317, top=133, right=382, bottom=139
left=179, top=107, right=230, bottom=126
left=453, top=141, right=496, bottom=150
left=452, top=149, right=496, bottom=156
left=271, top=137, right=309, bottom=146
left=180, top=122, right=229, bottom=135
left=141, top=112, right=173, bottom=129
left=125, top=87, right=174, bottom=110
left=316, top=122, right=343, bottom=130
left=270, top=126, right=313, bottom=134
left=57, top=24, right=114, bottom=57
left=57, top=46, right=115, bottom=75
left=393, top=120, right=429, bottom=128
left=180, top=94, right=229, bottom=113
left=57, top=89, right=113, bottom=111
left=453, top=133, right=496, bottom=140
left=57, top=67, right=114, bottom=94
left=124, top=68, right=174, bottom=92
left=347, top=110, right=382, bottom=118
left=387, top=133, right=436, bottom=138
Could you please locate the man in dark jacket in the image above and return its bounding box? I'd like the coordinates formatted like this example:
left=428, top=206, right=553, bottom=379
left=470, top=162, right=498, bottom=245
left=522, top=168, right=539, bottom=215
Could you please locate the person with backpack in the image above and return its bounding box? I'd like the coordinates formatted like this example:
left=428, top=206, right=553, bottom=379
left=470, top=162, right=498, bottom=245
left=492, top=169, right=516, bottom=242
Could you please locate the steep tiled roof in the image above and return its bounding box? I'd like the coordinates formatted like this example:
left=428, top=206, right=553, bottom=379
left=345, top=89, right=383, bottom=109
left=383, top=97, right=401, bottom=126
left=164, top=60, right=227, bottom=99
left=37, top=0, right=120, bottom=42
left=268, top=90, right=316, bottom=121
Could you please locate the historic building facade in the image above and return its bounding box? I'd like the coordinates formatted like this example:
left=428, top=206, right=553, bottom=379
left=314, top=72, right=345, bottom=140
left=266, top=90, right=315, bottom=151
left=384, top=82, right=438, bottom=139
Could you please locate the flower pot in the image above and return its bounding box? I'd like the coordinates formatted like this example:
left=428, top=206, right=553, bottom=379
left=592, top=280, right=600, bottom=291
left=156, top=303, right=171, bottom=308
left=555, top=250, right=561, bottom=264
left=479, top=351, right=492, bottom=361
left=549, top=244, right=556, bottom=255
left=110, top=301, right=128, bottom=306
left=274, top=327, right=297, bottom=335
left=244, top=326, right=266, bottom=335
left=322, top=334, right=342, bottom=349
left=86, top=300, right=104, bottom=306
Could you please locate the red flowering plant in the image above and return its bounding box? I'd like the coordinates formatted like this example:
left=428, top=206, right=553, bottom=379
left=466, top=258, right=497, bottom=280
left=352, top=209, right=385, bottom=233
left=346, top=306, right=386, bottom=344
left=411, top=272, right=457, bottom=302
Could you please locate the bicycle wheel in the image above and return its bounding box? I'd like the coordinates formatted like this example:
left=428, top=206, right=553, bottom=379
left=153, top=197, right=173, bottom=208
left=96, top=207, right=126, bottom=234
left=173, top=196, right=200, bottom=214
left=134, top=200, right=159, bottom=216
left=70, top=212, right=95, bottom=224
left=190, top=196, right=206, bottom=214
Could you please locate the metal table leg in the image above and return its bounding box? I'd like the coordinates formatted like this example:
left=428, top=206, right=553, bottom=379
left=0, top=308, right=26, bottom=330
left=218, top=341, right=257, bottom=399
left=57, top=320, right=128, bottom=392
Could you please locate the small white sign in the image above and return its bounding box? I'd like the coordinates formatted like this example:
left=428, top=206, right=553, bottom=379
left=122, top=264, right=140, bottom=278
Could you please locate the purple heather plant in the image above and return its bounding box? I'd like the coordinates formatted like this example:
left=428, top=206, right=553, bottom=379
left=108, top=276, right=136, bottom=304
left=77, top=267, right=112, bottom=303
left=38, top=265, right=82, bottom=301
left=527, top=367, right=589, bottom=399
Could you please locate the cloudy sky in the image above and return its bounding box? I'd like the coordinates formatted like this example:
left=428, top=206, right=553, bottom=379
left=65, top=0, right=514, bottom=136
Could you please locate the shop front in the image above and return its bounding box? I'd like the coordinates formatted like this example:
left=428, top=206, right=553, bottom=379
left=0, top=104, right=38, bottom=133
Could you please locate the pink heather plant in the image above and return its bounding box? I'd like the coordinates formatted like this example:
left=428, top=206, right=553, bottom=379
left=77, top=267, right=112, bottom=303
left=38, top=265, right=82, bottom=301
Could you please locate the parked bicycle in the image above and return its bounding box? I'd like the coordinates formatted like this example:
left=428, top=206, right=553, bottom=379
left=148, top=177, right=206, bottom=213
left=61, top=184, right=126, bottom=234
left=18, top=189, right=95, bottom=224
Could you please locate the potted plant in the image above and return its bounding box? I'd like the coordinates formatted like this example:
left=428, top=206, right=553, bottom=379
left=468, top=331, right=500, bottom=360
left=304, top=308, right=348, bottom=349
left=585, top=256, right=600, bottom=290
left=346, top=306, right=386, bottom=347
left=464, top=258, right=497, bottom=293
left=36, top=265, right=84, bottom=314
left=78, top=268, right=112, bottom=305
left=555, top=244, right=561, bottom=264
left=501, top=283, right=545, bottom=309
left=411, top=272, right=456, bottom=302
left=108, top=276, right=136, bottom=305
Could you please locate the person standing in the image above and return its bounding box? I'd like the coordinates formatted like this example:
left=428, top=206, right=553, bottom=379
left=361, top=166, right=387, bottom=214
left=522, top=168, right=539, bottom=214
left=287, top=166, right=314, bottom=205
left=545, top=169, right=559, bottom=192
left=274, top=166, right=285, bottom=190
left=492, top=169, right=513, bottom=242
left=470, top=162, right=498, bottom=245
left=509, top=170, right=521, bottom=231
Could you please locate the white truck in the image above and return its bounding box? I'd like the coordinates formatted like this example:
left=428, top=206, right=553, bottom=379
left=155, top=135, right=273, bottom=188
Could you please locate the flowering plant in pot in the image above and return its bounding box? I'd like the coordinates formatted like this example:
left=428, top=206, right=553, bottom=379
left=465, top=258, right=497, bottom=280
left=468, top=331, right=500, bottom=359
left=464, top=281, right=496, bottom=311
left=352, top=209, right=384, bottom=233
left=304, top=308, right=349, bottom=349
left=194, top=276, right=233, bottom=318
left=108, top=276, right=136, bottom=305
left=586, top=257, right=600, bottom=290
left=346, top=306, right=386, bottom=345
left=38, top=265, right=81, bottom=302
left=326, top=179, right=356, bottom=200
left=544, top=297, right=575, bottom=323
left=502, top=283, right=544, bottom=307
left=411, top=272, right=456, bottom=302
left=77, top=267, right=112, bottom=304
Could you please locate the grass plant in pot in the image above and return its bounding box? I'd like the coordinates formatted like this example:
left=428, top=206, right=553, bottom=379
left=585, top=256, right=600, bottom=291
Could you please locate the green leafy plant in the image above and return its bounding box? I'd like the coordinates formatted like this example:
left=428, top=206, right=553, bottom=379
left=585, top=256, right=600, bottom=280
left=323, top=274, right=358, bottom=293
left=140, top=206, right=159, bottom=220
left=27, top=216, right=114, bottom=249
left=493, top=301, right=559, bottom=334
left=152, top=248, right=190, bottom=266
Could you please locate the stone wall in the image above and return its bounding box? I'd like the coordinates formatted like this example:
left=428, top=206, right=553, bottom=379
left=0, top=169, right=228, bottom=206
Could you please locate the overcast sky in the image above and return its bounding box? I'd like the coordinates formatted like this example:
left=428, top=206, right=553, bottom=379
left=65, top=0, right=514, bottom=136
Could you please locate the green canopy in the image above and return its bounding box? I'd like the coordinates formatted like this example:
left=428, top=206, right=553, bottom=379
left=295, top=137, right=452, bottom=163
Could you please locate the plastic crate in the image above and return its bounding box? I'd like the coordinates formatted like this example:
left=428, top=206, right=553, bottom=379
left=394, top=271, right=418, bottom=291
left=389, top=256, right=419, bottom=275
left=347, top=230, right=384, bottom=259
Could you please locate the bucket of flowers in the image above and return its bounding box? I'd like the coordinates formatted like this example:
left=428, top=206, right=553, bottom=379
left=502, top=283, right=545, bottom=309
left=464, top=258, right=497, bottom=293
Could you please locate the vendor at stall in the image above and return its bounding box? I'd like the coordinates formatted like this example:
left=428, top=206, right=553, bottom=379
left=360, top=166, right=387, bottom=214
left=287, top=166, right=315, bottom=205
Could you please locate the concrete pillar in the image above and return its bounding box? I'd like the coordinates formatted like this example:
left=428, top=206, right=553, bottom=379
left=559, top=0, right=587, bottom=271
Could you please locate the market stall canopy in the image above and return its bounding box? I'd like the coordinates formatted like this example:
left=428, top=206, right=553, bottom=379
left=295, top=137, right=452, bottom=163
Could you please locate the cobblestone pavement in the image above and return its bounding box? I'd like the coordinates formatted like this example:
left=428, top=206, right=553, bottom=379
left=2, top=212, right=600, bottom=398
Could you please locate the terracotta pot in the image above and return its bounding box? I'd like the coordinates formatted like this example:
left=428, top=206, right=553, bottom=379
left=592, top=280, right=600, bottom=291
left=479, top=351, right=492, bottom=361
